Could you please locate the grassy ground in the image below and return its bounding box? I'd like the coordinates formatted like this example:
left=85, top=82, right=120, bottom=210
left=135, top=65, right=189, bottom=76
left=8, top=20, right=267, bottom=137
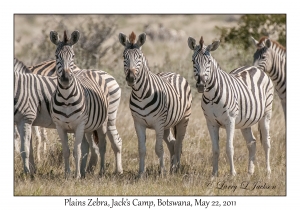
left=14, top=14, right=286, bottom=196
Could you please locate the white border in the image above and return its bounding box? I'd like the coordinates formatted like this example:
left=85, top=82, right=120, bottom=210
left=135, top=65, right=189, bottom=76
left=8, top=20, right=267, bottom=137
left=4, top=0, right=297, bottom=208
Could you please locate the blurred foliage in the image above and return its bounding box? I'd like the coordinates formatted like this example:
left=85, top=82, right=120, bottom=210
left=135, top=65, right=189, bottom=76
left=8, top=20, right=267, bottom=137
left=15, top=15, right=121, bottom=70
left=216, top=14, right=286, bottom=50
left=212, top=14, right=286, bottom=68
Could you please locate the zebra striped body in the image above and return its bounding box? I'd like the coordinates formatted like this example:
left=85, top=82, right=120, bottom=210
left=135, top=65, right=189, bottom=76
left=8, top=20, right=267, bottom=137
left=129, top=71, right=191, bottom=130
left=119, top=32, right=192, bottom=177
left=14, top=58, right=51, bottom=162
left=14, top=61, right=57, bottom=174
left=50, top=30, right=122, bottom=178
left=188, top=36, right=273, bottom=177
left=51, top=69, right=109, bottom=132
left=252, top=36, right=286, bottom=120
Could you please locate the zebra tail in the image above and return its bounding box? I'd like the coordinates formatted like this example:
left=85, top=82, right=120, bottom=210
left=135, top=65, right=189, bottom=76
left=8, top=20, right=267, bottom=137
left=93, top=130, right=99, bottom=145
left=173, top=127, right=177, bottom=140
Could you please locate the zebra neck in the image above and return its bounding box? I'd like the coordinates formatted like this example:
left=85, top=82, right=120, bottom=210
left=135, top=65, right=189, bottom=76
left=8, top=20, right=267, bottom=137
left=269, top=46, right=286, bottom=79
left=56, top=77, right=80, bottom=100
left=202, top=60, right=222, bottom=102
left=131, top=63, right=153, bottom=99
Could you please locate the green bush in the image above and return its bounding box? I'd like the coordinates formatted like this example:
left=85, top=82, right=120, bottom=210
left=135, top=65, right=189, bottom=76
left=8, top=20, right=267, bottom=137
left=216, top=14, right=286, bottom=50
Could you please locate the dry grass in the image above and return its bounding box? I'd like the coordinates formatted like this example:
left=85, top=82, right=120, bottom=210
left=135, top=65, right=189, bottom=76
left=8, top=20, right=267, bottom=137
left=14, top=14, right=286, bottom=196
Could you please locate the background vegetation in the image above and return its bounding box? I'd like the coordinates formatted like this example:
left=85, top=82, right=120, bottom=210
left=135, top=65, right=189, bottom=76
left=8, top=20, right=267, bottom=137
left=14, top=14, right=286, bottom=196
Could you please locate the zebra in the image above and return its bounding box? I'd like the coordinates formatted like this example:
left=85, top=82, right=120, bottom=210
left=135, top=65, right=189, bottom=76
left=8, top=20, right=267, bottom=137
left=49, top=30, right=123, bottom=178
left=187, top=36, right=274, bottom=177
left=14, top=60, right=57, bottom=174
left=119, top=31, right=192, bottom=177
left=251, top=36, right=286, bottom=120
left=14, top=58, right=102, bottom=176
left=14, top=58, right=49, bottom=162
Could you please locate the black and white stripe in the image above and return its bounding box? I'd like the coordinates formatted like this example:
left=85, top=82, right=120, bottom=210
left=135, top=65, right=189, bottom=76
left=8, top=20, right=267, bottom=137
left=188, top=36, right=274, bottom=177
left=50, top=30, right=122, bottom=178
left=252, top=36, right=286, bottom=120
left=119, top=32, right=192, bottom=177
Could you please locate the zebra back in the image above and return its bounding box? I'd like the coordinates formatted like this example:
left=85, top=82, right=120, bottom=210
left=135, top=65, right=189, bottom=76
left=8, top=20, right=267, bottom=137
left=14, top=58, right=31, bottom=73
left=26, top=59, right=81, bottom=76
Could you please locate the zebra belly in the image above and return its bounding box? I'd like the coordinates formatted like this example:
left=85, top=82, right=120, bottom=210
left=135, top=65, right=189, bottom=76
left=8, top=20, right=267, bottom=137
left=131, top=112, right=159, bottom=129
left=51, top=110, right=90, bottom=132
left=202, top=103, right=262, bottom=129
left=52, top=117, right=87, bottom=132
left=33, top=101, right=56, bottom=128
left=131, top=112, right=180, bottom=130
left=14, top=112, right=35, bottom=124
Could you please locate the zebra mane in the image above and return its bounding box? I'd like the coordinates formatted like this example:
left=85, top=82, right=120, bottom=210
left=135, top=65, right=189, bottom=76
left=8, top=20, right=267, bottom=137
left=199, top=36, right=204, bottom=50
left=129, top=31, right=136, bottom=44
left=258, top=36, right=286, bottom=51
left=14, top=58, right=31, bottom=73
left=63, top=30, right=69, bottom=43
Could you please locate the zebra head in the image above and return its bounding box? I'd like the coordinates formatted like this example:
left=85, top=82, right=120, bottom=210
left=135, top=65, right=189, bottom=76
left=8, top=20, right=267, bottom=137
left=188, top=36, right=220, bottom=93
left=50, top=30, right=80, bottom=88
left=119, top=31, right=146, bottom=87
left=251, top=36, right=273, bottom=74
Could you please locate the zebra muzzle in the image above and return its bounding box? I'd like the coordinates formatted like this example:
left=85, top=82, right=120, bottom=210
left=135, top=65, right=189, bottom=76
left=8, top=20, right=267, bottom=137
left=196, top=83, right=205, bottom=93
left=126, top=70, right=135, bottom=86
left=60, top=69, right=72, bottom=87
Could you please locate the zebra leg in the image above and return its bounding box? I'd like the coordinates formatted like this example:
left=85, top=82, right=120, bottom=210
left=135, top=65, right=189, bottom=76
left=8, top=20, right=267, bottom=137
left=97, top=124, right=107, bottom=176
left=32, top=126, right=42, bottom=162
left=73, top=124, right=86, bottom=179
left=29, top=135, right=35, bottom=174
left=225, top=121, right=236, bottom=176
left=173, top=117, right=190, bottom=173
left=154, top=126, right=166, bottom=177
left=281, top=99, right=286, bottom=121
left=206, top=121, right=220, bottom=177
left=14, top=125, right=20, bottom=153
left=17, top=121, right=35, bottom=174
left=258, top=112, right=272, bottom=177
left=55, top=126, right=70, bottom=179
left=163, top=129, right=175, bottom=173
left=134, top=121, right=146, bottom=178
left=80, top=133, right=90, bottom=177
left=40, top=127, right=48, bottom=155
left=86, top=132, right=99, bottom=174
left=106, top=121, right=123, bottom=174
left=240, top=127, right=256, bottom=175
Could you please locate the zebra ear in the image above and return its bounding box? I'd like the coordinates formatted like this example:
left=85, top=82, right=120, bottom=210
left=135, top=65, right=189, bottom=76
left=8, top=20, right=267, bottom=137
left=69, top=30, right=80, bottom=46
left=207, top=40, right=220, bottom=52
left=265, top=39, right=271, bottom=48
left=119, top=33, right=127, bottom=47
left=50, top=31, right=60, bottom=45
left=188, top=37, right=196, bottom=50
left=137, top=33, right=146, bottom=47
left=251, top=36, right=259, bottom=47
